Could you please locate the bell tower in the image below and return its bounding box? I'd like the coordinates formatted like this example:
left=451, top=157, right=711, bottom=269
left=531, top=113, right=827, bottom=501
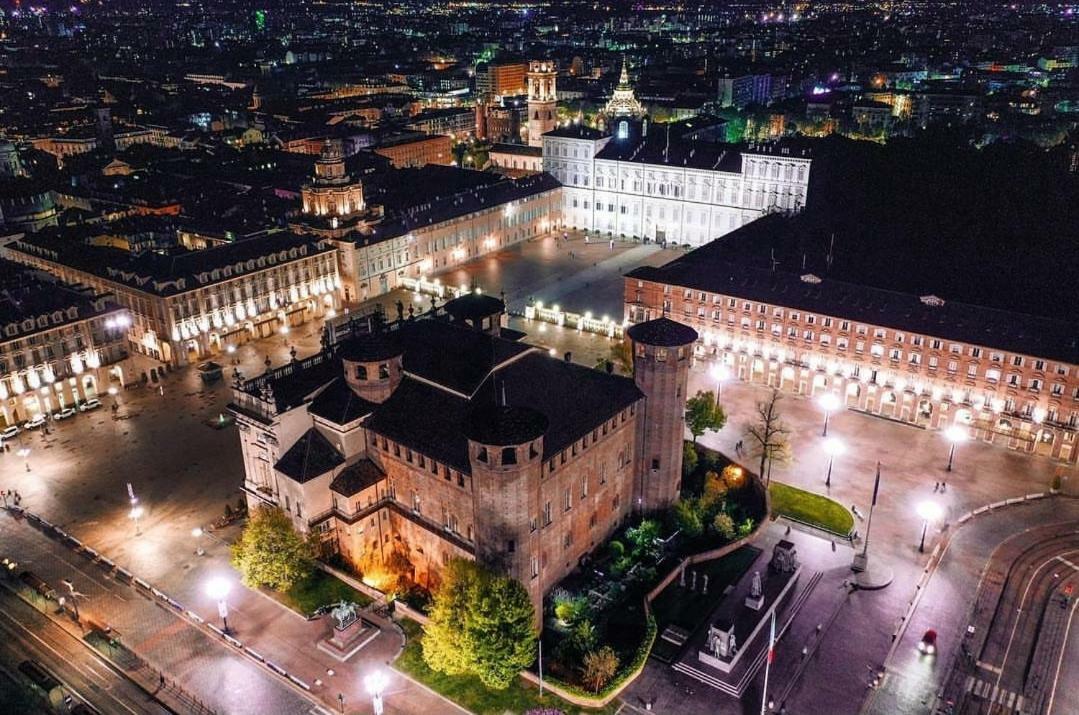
left=627, top=317, right=698, bottom=512
left=527, top=60, right=557, bottom=147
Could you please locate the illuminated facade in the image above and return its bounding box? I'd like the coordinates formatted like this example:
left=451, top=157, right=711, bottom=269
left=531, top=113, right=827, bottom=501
left=603, top=58, right=645, bottom=119
left=5, top=233, right=341, bottom=366
left=544, top=127, right=811, bottom=246
left=0, top=261, right=131, bottom=427
left=301, top=142, right=366, bottom=219
left=626, top=250, right=1079, bottom=464
left=229, top=298, right=690, bottom=616
left=527, top=60, right=558, bottom=147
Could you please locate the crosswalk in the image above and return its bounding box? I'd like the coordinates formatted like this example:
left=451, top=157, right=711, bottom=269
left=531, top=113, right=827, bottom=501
left=964, top=675, right=1026, bottom=712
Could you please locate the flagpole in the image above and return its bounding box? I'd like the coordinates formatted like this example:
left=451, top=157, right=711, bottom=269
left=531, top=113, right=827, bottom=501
left=861, top=461, right=881, bottom=560
left=760, top=609, right=776, bottom=715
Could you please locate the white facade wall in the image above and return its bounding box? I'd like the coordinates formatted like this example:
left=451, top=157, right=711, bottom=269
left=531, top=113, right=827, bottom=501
left=543, top=134, right=811, bottom=246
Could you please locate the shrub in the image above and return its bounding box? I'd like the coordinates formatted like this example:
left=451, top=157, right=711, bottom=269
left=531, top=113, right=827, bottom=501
left=673, top=499, right=703, bottom=538
left=607, top=540, right=625, bottom=560
left=737, top=517, right=756, bottom=538
left=626, top=519, right=661, bottom=560
left=713, top=512, right=737, bottom=541
left=682, top=442, right=699, bottom=478
left=581, top=646, right=620, bottom=693
left=569, top=618, right=598, bottom=657
left=702, top=470, right=729, bottom=508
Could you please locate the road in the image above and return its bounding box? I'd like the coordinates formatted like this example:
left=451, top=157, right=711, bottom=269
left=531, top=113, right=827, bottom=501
left=0, top=583, right=171, bottom=715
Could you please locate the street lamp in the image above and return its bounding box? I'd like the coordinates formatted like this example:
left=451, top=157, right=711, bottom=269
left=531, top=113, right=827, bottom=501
left=192, top=527, right=205, bottom=556
left=916, top=500, right=943, bottom=553
left=364, top=670, right=388, bottom=715
left=945, top=424, right=966, bottom=472
left=205, top=577, right=232, bottom=633
left=710, top=363, right=731, bottom=401
left=17, top=446, right=30, bottom=472
left=823, top=437, right=845, bottom=488
left=129, top=505, right=144, bottom=536
left=818, top=392, right=841, bottom=437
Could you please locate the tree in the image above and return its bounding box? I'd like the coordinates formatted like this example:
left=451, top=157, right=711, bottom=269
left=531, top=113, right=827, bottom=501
left=713, top=512, right=736, bottom=541
left=230, top=506, right=315, bottom=591
left=673, top=499, right=703, bottom=538
left=581, top=646, right=620, bottom=693
left=626, top=519, right=661, bottom=560
left=422, top=559, right=537, bottom=690
left=702, top=470, right=728, bottom=507
left=743, top=389, right=792, bottom=486
left=609, top=338, right=633, bottom=375
left=682, top=442, right=699, bottom=478
left=685, top=390, right=727, bottom=444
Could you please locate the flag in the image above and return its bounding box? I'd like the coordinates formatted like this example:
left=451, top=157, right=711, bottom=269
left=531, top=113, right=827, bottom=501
left=871, top=462, right=881, bottom=506
left=768, top=610, right=776, bottom=664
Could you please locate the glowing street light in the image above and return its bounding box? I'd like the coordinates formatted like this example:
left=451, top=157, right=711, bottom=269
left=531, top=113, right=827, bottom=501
left=192, top=527, right=205, bottom=556
left=365, top=670, right=388, bottom=715
left=823, top=437, right=845, bottom=488
left=945, top=424, right=967, bottom=472
left=710, top=363, right=731, bottom=401
left=818, top=392, right=841, bottom=437
left=205, top=577, right=232, bottom=633
left=916, top=500, right=943, bottom=553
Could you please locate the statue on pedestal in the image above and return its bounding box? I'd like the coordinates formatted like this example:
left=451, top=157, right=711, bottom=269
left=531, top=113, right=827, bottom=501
left=745, top=570, right=765, bottom=611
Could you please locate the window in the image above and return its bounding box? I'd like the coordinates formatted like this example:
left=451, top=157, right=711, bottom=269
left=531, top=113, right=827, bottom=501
left=563, top=488, right=572, bottom=511
left=501, top=447, right=517, bottom=465
left=1030, top=378, right=1042, bottom=391
left=543, top=501, right=552, bottom=526
left=379, top=363, right=390, bottom=379
left=581, top=478, right=589, bottom=499
left=355, top=365, right=368, bottom=380
left=970, top=348, right=982, bottom=358
left=1011, top=355, right=1024, bottom=367
left=968, top=364, right=979, bottom=378
left=530, top=556, right=539, bottom=579
left=507, top=539, right=516, bottom=553
left=889, top=348, right=901, bottom=361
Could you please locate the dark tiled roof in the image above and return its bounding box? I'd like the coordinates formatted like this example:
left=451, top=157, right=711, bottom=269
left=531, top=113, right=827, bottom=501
left=393, top=320, right=532, bottom=396
left=308, top=378, right=377, bottom=425
left=330, top=459, right=385, bottom=496
left=490, top=143, right=542, bottom=157
left=365, top=377, right=472, bottom=471
left=465, top=405, right=549, bottom=446
left=337, top=332, right=403, bottom=363
left=444, top=292, right=505, bottom=322
left=626, top=317, right=699, bottom=347
left=596, top=135, right=745, bottom=172
left=274, top=428, right=344, bottom=483
left=543, top=126, right=607, bottom=140
left=361, top=172, right=561, bottom=245
left=628, top=236, right=1079, bottom=364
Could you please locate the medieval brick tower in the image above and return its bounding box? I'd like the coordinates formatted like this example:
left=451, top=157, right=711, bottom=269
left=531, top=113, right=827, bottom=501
left=467, top=404, right=549, bottom=618
left=627, top=317, right=699, bottom=512
left=527, top=60, right=557, bottom=147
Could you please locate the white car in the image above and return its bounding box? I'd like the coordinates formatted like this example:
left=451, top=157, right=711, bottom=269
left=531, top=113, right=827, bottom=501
left=52, top=408, right=77, bottom=421
left=78, top=399, right=102, bottom=412
left=23, top=414, right=47, bottom=430
left=0, top=425, right=19, bottom=440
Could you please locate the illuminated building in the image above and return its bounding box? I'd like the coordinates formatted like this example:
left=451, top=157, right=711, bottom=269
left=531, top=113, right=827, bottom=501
left=527, top=60, right=558, bottom=147
left=4, top=232, right=340, bottom=366
left=229, top=295, right=692, bottom=616
left=625, top=215, right=1079, bottom=464
left=603, top=58, right=645, bottom=119
left=372, top=133, right=453, bottom=169
left=0, top=259, right=131, bottom=427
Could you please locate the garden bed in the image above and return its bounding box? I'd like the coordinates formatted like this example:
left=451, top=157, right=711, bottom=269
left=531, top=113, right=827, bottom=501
left=394, top=618, right=617, bottom=715
left=265, top=569, right=373, bottom=617
left=769, top=482, right=854, bottom=536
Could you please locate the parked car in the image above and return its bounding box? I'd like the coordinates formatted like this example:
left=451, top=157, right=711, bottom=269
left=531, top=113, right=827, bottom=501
left=78, top=399, right=102, bottom=412
left=52, top=407, right=77, bottom=421
left=0, top=425, right=19, bottom=440
left=22, top=414, right=47, bottom=430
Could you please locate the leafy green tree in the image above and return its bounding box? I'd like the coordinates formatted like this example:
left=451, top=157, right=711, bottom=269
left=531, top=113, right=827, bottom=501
left=673, top=499, right=703, bottom=538
left=422, top=559, right=537, bottom=689
left=713, top=512, right=737, bottom=541
left=685, top=390, right=727, bottom=444
left=230, top=506, right=315, bottom=591
left=682, top=442, right=699, bottom=478
left=581, top=646, right=620, bottom=692
left=626, top=519, right=661, bottom=560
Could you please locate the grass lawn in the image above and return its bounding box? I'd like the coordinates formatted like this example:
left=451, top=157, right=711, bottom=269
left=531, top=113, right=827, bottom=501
left=769, top=482, right=854, bottom=536
left=395, top=618, right=619, bottom=715
left=268, top=569, right=373, bottom=616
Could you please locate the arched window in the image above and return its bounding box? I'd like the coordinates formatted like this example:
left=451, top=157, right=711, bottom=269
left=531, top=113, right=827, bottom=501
left=618, top=120, right=629, bottom=139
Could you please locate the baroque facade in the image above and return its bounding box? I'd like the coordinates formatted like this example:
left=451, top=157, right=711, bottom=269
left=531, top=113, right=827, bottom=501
left=229, top=295, right=694, bottom=616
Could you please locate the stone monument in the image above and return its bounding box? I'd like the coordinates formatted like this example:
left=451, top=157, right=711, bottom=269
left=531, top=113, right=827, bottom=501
left=707, top=619, right=738, bottom=660
left=318, top=601, right=377, bottom=661
left=744, top=571, right=765, bottom=611
left=771, top=540, right=799, bottom=573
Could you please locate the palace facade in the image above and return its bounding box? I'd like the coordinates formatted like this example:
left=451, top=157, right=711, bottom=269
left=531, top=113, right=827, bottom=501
left=228, top=294, right=695, bottom=616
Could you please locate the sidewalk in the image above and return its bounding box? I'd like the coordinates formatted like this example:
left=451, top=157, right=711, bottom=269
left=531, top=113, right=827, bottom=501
left=0, top=508, right=457, bottom=715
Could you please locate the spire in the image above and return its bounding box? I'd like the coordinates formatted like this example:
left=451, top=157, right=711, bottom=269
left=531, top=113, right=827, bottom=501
left=619, top=56, right=631, bottom=88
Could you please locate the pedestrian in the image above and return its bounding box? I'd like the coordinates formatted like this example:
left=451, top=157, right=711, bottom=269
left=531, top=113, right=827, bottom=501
left=934, top=482, right=939, bottom=492
left=14, top=491, right=21, bottom=505
left=941, top=481, right=947, bottom=493
left=609, top=239, right=614, bottom=250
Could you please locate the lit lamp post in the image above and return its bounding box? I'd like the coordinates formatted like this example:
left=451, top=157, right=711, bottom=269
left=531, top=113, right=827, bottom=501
left=129, top=505, right=144, bottom=536
left=192, top=527, right=205, bottom=556
left=364, top=670, right=388, bottom=715
left=917, top=500, right=943, bottom=553
left=206, top=577, right=232, bottom=634
left=823, top=437, right=844, bottom=489
left=711, top=363, right=731, bottom=401
left=818, top=392, right=841, bottom=437
left=945, top=424, right=967, bottom=472
left=17, top=446, right=30, bottom=473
